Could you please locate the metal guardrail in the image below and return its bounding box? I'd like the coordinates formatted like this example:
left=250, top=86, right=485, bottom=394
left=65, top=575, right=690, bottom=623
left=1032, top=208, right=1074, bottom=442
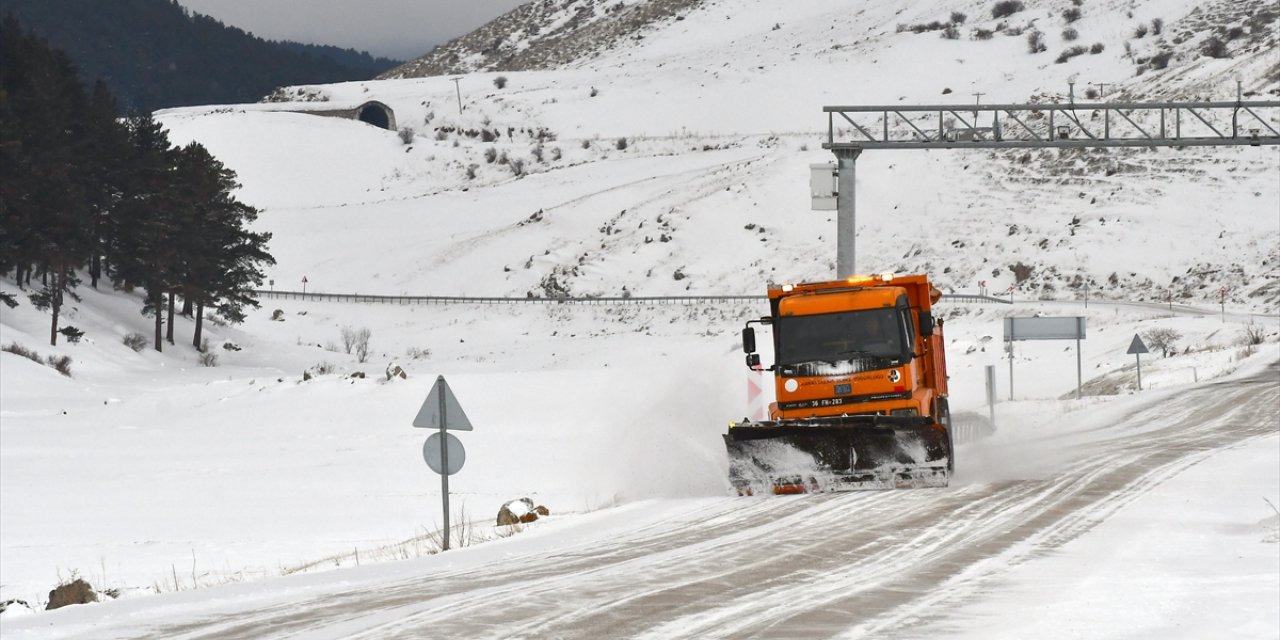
left=941, top=294, right=1013, bottom=305
left=252, top=290, right=1012, bottom=306
left=253, top=290, right=763, bottom=305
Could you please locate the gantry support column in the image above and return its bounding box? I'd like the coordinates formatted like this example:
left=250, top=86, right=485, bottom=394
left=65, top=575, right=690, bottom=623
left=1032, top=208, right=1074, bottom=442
left=834, top=148, right=862, bottom=278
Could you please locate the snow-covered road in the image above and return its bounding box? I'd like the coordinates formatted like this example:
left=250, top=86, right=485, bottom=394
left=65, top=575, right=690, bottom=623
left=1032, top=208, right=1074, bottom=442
left=18, top=363, right=1275, bottom=640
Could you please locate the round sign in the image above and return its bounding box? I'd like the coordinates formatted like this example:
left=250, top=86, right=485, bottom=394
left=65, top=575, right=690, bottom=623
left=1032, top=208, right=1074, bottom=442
left=423, top=432, right=465, bottom=475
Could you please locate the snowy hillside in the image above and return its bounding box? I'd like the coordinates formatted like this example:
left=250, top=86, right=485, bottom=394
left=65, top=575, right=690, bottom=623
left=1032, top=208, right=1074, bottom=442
left=162, top=0, right=1279, bottom=306
left=2, top=0, right=1278, bottom=629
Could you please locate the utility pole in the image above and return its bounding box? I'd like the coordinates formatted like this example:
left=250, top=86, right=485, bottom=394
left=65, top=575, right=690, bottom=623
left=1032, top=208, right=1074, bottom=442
left=1090, top=82, right=1110, bottom=99
left=451, top=77, right=463, bottom=114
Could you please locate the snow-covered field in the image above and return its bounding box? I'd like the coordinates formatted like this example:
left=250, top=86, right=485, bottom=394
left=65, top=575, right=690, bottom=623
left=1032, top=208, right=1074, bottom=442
left=2, top=0, right=1278, bottom=635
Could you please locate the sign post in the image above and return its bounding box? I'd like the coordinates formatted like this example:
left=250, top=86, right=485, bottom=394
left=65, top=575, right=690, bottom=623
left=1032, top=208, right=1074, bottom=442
left=413, top=375, right=473, bottom=551
left=984, top=364, right=997, bottom=430
left=1127, top=335, right=1149, bottom=391
left=302, top=275, right=308, bottom=295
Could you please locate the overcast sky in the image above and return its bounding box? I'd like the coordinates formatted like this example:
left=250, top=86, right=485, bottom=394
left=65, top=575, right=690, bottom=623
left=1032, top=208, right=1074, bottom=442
left=176, top=0, right=528, bottom=60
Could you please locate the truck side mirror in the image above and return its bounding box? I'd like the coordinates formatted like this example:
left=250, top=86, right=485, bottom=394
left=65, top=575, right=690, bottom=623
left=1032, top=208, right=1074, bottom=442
left=918, top=311, right=935, bottom=337
left=742, top=327, right=756, bottom=353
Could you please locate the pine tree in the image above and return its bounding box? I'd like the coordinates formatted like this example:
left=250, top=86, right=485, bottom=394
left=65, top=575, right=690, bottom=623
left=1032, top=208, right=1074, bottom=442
left=109, top=114, right=180, bottom=352
left=172, top=142, right=273, bottom=348
left=0, top=18, right=99, bottom=344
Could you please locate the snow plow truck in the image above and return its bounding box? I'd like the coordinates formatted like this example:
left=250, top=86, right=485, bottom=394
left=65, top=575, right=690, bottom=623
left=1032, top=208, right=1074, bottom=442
left=726, top=273, right=953, bottom=494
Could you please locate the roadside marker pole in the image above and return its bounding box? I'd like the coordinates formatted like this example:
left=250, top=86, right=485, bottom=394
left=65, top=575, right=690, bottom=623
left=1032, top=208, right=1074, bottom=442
left=438, top=384, right=450, bottom=551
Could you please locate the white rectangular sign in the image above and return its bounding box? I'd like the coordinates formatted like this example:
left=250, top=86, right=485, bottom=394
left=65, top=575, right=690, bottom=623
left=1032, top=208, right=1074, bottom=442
left=1003, top=316, right=1086, bottom=341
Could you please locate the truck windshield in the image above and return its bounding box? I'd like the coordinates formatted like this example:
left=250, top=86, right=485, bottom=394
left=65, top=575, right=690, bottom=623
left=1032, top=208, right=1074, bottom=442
left=776, top=308, right=904, bottom=366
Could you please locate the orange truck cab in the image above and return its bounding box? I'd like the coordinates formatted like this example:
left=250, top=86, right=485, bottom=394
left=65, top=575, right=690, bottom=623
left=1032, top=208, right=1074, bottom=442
left=729, top=273, right=953, bottom=492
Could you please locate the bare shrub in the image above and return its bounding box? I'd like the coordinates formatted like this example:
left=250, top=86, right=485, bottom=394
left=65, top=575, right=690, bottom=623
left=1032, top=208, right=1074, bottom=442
left=3, top=342, right=43, bottom=364
left=483, top=147, right=497, bottom=163
left=903, top=21, right=948, bottom=34
left=340, top=326, right=371, bottom=359
left=1090, top=42, right=1105, bottom=54
left=550, top=146, right=562, bottom=161
left=1148, top=50, right=1173, bottom=69
left=434, top=129, right=449, bottom=141
left=1142, top=327, right=1182, bottom=357
left=398, top=128, right=415, bottom=144
left=1201, top=37, right=1229, bottom=58
left=1063, top=27, right=1079, bottom=41
left=950, top=11, right=967, bottom=24
left=1027, top=29, right=1046, bottom=53
left=941, top=23, right=961, bottom=39
left=198, top=351, right=218, bottom=367
left=1133, top=23, right=1148, bottom=38
left=581, top=139, right=591, bottom=149
left=465, top=164, right=478, bottom=180
left=1085, top=87, right=1099, bottom=99
left=493, top=75, right=508, bottom=89
left=992, top=0, right=1025, bottom=19
left=1151, top=17, right=1163, bottom=35
left=1063, top=7, right=1081, bottom=23
left=972, top=28, right=995, bottom=40
left=353, top=328, right=373, bottom=363
left=531, top=145, right=544, bottom=162
left=509, top=158, right=526, bottom=176
left=1056, top=45, right=1088, bottom=63
left=1241, top=323, right=1266, bottom=346
left=49, top=355, right=72, bottom=377
left=122, top=333, right=148, bottom=352
left=615, top=137, right=628, bottom=150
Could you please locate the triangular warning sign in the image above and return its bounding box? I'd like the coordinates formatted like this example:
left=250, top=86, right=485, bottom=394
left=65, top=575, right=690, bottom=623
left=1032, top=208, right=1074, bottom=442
left=413, top=376, right=474, bottom=430
left=1126, top=334, right=1149, bottom=355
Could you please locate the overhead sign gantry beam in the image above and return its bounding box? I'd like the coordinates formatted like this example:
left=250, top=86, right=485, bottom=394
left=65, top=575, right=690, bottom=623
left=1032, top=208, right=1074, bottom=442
left=819, top=100, right=1280, bottom=278
left=823, top=101, right=1280, bottom=150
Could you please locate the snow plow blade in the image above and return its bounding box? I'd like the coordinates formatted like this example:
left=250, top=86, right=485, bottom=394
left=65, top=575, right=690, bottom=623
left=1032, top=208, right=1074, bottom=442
left=725, top=416, right=951, bottom=495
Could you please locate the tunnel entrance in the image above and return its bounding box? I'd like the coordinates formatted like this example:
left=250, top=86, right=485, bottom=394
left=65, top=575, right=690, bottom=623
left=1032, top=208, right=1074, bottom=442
left=357, top=102, right=393, bottom=130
